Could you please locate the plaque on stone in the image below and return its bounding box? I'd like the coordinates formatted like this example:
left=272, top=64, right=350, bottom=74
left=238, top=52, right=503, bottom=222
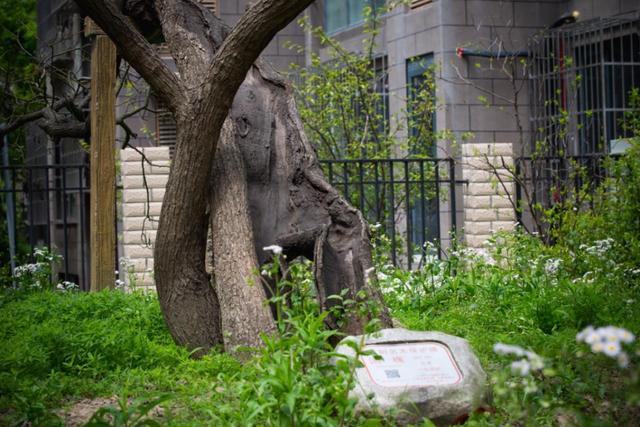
left=335, top=328, right=488, bottom=426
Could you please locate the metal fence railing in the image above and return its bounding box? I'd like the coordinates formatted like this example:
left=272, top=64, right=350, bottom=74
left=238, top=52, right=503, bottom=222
left=1, top=163, right=91, bottom=290
left=1, top=158, right=464, bottom=286
left=320, top=158, right=465, bottom=269
left=514, top=154, right=621, bottom=230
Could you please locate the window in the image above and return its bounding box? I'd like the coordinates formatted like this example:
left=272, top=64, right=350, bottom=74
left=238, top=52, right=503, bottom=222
left=324, top=0, right=385, bottom=34
left=200, top=0, right=217, bottom=15
left=406, top=54, right=438, bottom=250
left=530, top=17, right=640, bottom=156
left=154, top=97, right=177, bottom=156
left=406, top=53, right=436, bottom=156
left=373, top=55, right=390, bottom=140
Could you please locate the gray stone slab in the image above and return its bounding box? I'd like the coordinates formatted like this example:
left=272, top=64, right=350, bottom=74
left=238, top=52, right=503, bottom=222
left=336, top=328, right=488, bottom=426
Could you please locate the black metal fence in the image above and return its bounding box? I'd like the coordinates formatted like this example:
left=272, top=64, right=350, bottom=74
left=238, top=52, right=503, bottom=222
left=514, top=154, right=620, bottom=229
left=320, top=158, right=464, bottom=269
left=0, top=163, right=91, bottom=290
left=0, top=159, right=462, bottom=286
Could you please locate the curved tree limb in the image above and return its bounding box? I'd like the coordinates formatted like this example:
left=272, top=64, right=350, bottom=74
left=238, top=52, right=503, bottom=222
left=79, top=0, right=186, bottom=113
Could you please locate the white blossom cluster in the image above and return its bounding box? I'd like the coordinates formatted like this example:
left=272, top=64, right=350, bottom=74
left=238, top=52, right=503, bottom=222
left=576, top=325, right=635, bottom=367
left=33, top=247, right=59, bottom=262
left=453, top=247, right=496, bottom=266
left=544, top=258, right=562, bottom=276
left=14, top=262, right=45, bottom=278
left=493, top=343, right=545, bottom=376
left=56, top=281, right=78, bottom=292
left=580, top=238, right=615, bottom=256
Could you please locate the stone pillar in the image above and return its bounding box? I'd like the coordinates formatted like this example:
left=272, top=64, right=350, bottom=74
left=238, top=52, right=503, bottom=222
left=462, top=143, right=516, bottom=247
left=119, top=147, right=171, bottom=289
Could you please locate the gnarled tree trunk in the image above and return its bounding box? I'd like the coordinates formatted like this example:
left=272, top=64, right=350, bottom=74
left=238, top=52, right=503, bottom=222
left=211, top=118, right=276, bottom=353
left=82, top=0, right=390, bottom=354
left=223, top=61, right=392, bottom=337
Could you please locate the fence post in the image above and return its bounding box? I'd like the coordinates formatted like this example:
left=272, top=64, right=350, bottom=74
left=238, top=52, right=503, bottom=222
left=2, top=132, right=16, bottom=285
left=86, top=18, right=117, bottom=292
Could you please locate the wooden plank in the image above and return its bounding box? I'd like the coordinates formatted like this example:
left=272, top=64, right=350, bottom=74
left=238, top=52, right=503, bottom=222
left=88, top=22, right=117, bottom=292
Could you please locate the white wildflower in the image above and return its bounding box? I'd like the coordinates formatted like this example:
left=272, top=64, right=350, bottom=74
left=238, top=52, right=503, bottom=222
left=263, top=245, right=283, bottom=255
left=495, top=343, right=544, bottom=375
left=525, top=351, right=545, bottom=371
left=14, top=263, right=44, bottom=278
left=544, top=258, right=561, bottom=276
left=583, top=238, right=615, bottom=256
left=56, top=281, right=78, bottom=292
left=577, top=325, right=635, bottom=368
left=510, top=360, right=531, bottom=376
left=617, top=352, right=630, bottom=368
left=493, top=343, right=526, bottom=357
left=602, top=341, right=622, bottom=357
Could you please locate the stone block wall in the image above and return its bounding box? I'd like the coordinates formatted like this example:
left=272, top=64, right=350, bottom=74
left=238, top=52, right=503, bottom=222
left=119, top=147, right=171, bottom=289
left=462, top=142, right=516, bottom=247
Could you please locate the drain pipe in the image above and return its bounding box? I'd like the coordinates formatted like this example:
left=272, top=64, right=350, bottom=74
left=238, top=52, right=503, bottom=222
left=2, top=129, right=17, bottom=286
left=456, top=47, right=529, bottom=59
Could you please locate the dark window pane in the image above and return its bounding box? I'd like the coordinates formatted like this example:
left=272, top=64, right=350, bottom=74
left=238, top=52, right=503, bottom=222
left=406, top=54, right=436, bottom=156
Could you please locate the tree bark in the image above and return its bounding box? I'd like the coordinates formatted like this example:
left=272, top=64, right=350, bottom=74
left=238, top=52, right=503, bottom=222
left=225, top=62, right=393, bottom=334
left=211, top=118, right=277, bottom=353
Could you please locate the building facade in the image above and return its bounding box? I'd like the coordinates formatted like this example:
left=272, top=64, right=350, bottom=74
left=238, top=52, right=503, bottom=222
left=24, top=0, right=640, bottom=288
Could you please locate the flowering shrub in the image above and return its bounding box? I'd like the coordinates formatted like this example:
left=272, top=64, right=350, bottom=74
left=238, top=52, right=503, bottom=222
left=9, top=247, right=62, bottom=291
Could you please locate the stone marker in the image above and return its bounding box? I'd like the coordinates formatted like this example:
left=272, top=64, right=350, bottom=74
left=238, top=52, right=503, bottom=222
left=336, top=328, right=488, bottom=426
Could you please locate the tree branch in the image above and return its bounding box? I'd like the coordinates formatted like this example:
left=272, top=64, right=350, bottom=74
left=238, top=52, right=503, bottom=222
left=79, top=0, right=186, bottom=113
left=200, top=0, right=313, bottom=108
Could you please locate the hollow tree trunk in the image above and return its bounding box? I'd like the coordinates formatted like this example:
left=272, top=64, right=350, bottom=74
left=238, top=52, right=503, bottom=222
left=223, top=61, right=393, bottom=335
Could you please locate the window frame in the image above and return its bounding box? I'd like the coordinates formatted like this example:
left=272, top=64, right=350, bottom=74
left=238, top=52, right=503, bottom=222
left=324, top=0, right=385, bottom=35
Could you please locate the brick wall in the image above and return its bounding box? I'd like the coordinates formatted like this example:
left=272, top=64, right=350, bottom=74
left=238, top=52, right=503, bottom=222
left=462, top=142, right=516, bottom=247
left=119, top=147, right=171, bottom=289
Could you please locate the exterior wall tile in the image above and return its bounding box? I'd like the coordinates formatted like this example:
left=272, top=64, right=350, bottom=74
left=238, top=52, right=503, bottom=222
left=440, top=0, right=467, bottom=26
left=120, top=161, right=171, bottom=176
left=119, top=147, right=171, bottom=289
left=466, top=0, right=515, bottom=27
left=122, top=217, right=160, bottom=232
left=122, top=174, right=169, bottom=190
left=122, top=202, right=163, bottom=217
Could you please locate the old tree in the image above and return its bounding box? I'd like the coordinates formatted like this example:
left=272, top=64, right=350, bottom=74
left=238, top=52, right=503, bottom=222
left=81, top=0, right=392, bottom=353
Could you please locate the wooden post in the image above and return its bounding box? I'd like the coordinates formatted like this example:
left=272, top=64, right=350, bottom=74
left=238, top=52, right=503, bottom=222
left=86, top=18, right=117, bottom=292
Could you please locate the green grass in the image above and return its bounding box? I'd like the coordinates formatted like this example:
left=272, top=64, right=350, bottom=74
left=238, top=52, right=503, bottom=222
left=1, top=230, right=639, bottom=426
left=0, top=289, right=240, bottom=426
left=379, top=232, right=640, bottom=425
